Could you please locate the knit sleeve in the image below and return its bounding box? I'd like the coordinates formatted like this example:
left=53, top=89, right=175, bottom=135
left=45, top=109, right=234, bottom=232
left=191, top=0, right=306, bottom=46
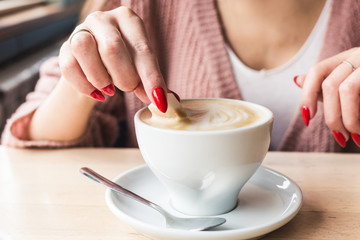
left=0, top=57, right=123, bottom=148
left=1, top=0, right=153, bottom=148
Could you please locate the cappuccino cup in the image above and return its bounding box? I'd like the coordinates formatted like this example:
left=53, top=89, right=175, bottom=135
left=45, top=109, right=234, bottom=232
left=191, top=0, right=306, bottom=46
left=134, top=98, right=273, bottom=216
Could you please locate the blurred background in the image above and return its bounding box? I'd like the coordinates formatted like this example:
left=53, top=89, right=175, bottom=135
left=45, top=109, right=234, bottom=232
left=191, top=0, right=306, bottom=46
left=0, top=0, right=84, bottom=134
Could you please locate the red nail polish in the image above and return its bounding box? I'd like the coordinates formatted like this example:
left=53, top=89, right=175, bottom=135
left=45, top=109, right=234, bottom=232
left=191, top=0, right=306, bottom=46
left=90, top=89, right=105, bottom=101
left=351, top=133, right=360, bottom=147
left=302, top=105, right=310, bottom=126
left=293, top=75, right=300, bottom=87
left=170, top=90, right=180, bottom=102
left=332, top=131, right=346, bottom=148
left=102, top=84, right=115, bottom=96
left=152, top=87, right=167, bottom=113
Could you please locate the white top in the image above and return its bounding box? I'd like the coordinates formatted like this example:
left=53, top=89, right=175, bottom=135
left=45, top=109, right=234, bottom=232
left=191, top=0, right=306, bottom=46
left=227, top=0, right=331, bottom=150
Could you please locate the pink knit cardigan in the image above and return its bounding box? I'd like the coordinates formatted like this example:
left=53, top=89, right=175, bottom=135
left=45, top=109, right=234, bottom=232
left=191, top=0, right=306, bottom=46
left=2, top=0, right=360, bottom=152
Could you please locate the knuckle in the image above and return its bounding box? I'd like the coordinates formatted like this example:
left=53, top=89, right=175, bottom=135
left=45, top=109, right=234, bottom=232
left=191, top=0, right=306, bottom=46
left=324, top=116, right=338, bottom=129
left=321, top=79, right=336, bottom=93
left=339, top=81, right=355, bottom=95
left=101, top=35, right=123, bottom=55
left=88, top=78, right=103, bottom=88
left=129, top=14, right=144, bottom=25
left=115, top=76, right=139, bottom=92
left=143, top=70, right=161, bottom=84
left=86, top=10, right=105, bottom=21
left=308, top=64, right=323, bottom=77
left=307, top=65, right=318, bottom=75
left=71, top=33, right=94, bottom=52
left=117, top=6, right=136, bottom=18
left=343, top=118, right=359, bottom=132
left=122, top=81, right=140, bottom=92
left=353, top=46, right=360, bottom=55
left=133, top=40, right=152, bottom=55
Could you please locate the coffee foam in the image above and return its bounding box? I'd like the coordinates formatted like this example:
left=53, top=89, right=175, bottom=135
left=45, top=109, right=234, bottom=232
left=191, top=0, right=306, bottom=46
left=142, top=97, right=262, bottom=131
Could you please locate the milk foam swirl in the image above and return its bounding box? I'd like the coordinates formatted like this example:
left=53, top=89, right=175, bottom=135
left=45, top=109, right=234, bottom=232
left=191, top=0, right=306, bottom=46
left=141, top=99, right=260, bottom=131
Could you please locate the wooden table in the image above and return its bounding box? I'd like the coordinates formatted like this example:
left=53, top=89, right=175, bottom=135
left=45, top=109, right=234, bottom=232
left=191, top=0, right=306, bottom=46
left=0, top=146, right=359, bottom=240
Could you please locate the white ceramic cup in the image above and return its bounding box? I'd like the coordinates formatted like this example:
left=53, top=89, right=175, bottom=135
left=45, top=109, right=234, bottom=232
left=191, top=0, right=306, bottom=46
left=134, top=99, right=273, bottom=216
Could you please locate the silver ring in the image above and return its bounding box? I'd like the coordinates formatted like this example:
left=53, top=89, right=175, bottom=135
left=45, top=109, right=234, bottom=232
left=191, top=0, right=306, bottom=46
left=342, top=60, right=356, bottom=71
left=69, top=28, right=95, bottom=45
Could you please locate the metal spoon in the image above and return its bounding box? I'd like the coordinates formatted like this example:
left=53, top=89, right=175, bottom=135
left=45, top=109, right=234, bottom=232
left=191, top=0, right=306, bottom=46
left=80, top=167, right=226, bottom=231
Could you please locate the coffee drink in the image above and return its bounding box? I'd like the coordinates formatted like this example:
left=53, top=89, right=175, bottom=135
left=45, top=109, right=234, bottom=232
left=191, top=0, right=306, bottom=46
left=140, top=98, right=264, bottom=131
left=135, top=97, right=273, bottom=215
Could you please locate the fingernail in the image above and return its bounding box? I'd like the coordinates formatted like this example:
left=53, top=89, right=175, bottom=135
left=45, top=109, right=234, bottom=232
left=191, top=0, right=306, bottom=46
left=170, top=90, right=180, bottom=102
left=293, top=75, right=300, bottom=87
left=152, top=87, right=167, bottom=113
left=102, top=84, right=115, bottom=96
left=351, top=133, right=360, bottom=147
left=302, top=105, right=310, bottom=126
left=90, top=89, right=105, bottom=101
left=332, top=131, right=346, bottom=148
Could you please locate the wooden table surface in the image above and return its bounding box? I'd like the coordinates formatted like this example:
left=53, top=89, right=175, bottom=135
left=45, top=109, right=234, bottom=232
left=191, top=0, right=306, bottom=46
left=0, top=146, right=359, bottom=240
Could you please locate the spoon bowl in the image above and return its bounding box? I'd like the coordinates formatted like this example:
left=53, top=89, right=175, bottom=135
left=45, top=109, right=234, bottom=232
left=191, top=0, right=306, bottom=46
left=80, top=167, right=226, bottom=231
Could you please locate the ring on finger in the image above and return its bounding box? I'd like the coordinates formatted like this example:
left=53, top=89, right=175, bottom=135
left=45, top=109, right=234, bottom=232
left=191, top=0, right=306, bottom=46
left=69, top=28, right=95, bottom=45
left=341, top=60, right=356, bottom=71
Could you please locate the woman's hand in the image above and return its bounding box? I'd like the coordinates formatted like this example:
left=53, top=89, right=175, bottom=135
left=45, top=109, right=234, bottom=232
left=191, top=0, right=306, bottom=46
left=59, top=6, right=168, bottom=112
left=294, top=47, right=360, bottom=148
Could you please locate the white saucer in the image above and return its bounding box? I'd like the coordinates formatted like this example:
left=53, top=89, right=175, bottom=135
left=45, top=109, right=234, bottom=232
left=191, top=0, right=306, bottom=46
left=106, top=165, right=302, bottom=240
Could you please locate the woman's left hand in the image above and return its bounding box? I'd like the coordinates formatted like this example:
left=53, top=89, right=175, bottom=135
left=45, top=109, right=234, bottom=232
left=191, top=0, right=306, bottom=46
left=294, top=47, right=360, bottom=148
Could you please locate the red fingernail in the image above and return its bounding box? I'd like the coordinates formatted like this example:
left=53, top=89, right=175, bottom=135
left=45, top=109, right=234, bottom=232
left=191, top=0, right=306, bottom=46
left=293, top=75, right=300, bottom=87
left=152, top=87, right=167, bottom=113
left=170, top=90, right=180, bottom=102
left=102, top=84, right=115, bottom=96
left=302, top=105, right=310, bottom=126
left=90, top=89, right=105, bottom=101
left=332, top=131, right=346, bottom=148
left=351, top=133, right=360, bottom=147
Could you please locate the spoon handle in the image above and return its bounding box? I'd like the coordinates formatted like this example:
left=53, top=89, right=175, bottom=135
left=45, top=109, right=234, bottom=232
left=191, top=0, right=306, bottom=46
left=80, top=167, right=162, bottom=212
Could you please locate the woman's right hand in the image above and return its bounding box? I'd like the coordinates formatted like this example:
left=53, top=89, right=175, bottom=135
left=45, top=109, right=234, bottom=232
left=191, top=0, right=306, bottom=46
left=59, top=6, right=168, bottom=112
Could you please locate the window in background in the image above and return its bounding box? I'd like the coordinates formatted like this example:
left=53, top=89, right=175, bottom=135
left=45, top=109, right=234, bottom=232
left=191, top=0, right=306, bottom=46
left=0, top=0, right=85, bottom=134
left=0, top=0, right=84, bottom=64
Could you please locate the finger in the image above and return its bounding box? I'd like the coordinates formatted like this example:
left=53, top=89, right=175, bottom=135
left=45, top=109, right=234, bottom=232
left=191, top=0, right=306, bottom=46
left=59, top=42, right=104, bottom=101
left=294, top=75, right=324, bottom=102
left=133, top=82, right=151, bottom=104
left=321, top=56, right=360, bottom=148
left=85, top=11, right=141, bottom=93
left=301, top=49, right=357, bottom=121
left=339, top=68, right=360, bottom=135
left=112, top=7, right=167, bottom=102
left=70, top=25, right=113, bottom=95
left=302, top=57, right=340, bottom=119
left=321, top=60, right=355, bottom=140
